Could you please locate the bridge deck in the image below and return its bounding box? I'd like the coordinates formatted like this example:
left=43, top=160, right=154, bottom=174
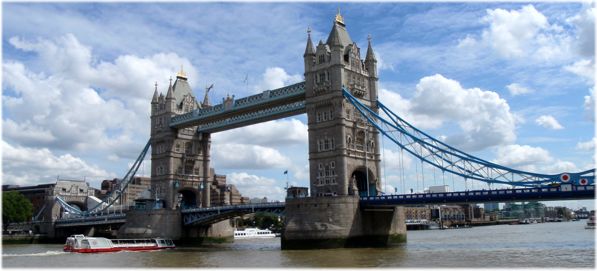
left=170, top=82, right=305, bottom=132
left=361, top=186, right=595, bottom=207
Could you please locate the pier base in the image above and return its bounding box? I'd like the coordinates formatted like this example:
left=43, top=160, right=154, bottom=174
left=117, top=209, right=182, bottom=239
left=281, top=195, right=406, bottom=249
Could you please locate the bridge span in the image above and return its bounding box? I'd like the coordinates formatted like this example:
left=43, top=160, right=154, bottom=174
left=50, top=11, right=595, bottom=249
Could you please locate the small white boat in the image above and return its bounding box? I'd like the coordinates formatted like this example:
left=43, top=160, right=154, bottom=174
left=585, top=211, right=595, bottom=229
left=234, top=228, right=277, bottom=239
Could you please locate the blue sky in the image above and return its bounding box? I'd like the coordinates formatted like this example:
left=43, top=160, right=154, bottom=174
left=2, top=2, right=595, bottom=208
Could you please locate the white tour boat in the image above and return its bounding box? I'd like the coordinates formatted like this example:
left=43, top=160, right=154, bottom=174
left=64, top=234, right=175, bottom=253
left=234, top=228, right=277, bottom=239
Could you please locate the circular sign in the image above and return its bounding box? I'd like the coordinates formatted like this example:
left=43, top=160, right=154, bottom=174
left=560, top=173, right=571, bottom=183
left=579, top=178, right=588, bottom=185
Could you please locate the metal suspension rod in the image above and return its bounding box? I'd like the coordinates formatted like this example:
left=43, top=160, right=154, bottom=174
left=342, top=87, right=595, bottom=187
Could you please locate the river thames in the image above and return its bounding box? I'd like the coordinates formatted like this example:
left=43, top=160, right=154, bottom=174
left=3, top=220, right=594, bottom=268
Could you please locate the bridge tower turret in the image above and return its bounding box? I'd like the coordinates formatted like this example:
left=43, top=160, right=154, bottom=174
left=304, top=11, right=382, bottom=198
left=149, top=69, right=210, bottom=209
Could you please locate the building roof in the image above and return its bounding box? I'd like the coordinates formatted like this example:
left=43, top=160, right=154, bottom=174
left=326, top=20, right=353, bottom=48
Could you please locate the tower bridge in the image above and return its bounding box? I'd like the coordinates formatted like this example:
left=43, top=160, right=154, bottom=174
left=51, top=11, right=595, bottom=248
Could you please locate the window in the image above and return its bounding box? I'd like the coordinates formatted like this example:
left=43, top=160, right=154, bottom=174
left=175, top=143, right=181, bottom=153
left=318, top=73, right=326, bottom=83
left=318, top=163, right=323, bottom=170
left=316, top=112, right=321, bottom=122
left=318, top=55, right=325, bottom=64
left=330, top=161, right=335, bottom=168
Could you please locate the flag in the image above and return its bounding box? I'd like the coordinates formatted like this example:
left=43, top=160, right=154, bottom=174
left=284, top=170, right=288, bottom=175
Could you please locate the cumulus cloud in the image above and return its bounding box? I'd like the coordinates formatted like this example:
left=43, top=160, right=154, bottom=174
left=494, top=144, right=577, bottom=173
left=2, top=141, right=113, bottom=186
left=380, top=74, right=518, bottom=151
left=213, top=118, right=307, bottom=147
left=227, top=172, right=286, bottom=201
left=211, top=143, right=292, bottom=170
left=566, top=7, right=595, bottom=58
left=409, top=74, right=517, bottom=151
left=3, top=34, right=196, bottom=158
left=535, top=115, right=564, bottom=130
left=506, top=83, right=534, bottom=96
left=479, top=4, right=575, bottom=62
left=463, top=5, right=594, bottom=67
left=378, top=88, right=443, bottom=130
left=253, top=67, right=302, bottom=92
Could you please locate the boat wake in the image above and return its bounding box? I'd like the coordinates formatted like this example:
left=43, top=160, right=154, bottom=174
left=3, top=251, right=67, bottom=257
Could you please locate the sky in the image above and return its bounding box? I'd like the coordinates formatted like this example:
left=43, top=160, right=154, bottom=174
left=2, top=2, right=595, bottom=208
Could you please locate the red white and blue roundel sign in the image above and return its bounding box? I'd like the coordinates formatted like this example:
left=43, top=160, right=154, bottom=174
left=560, top=173, right=571, bottom=183
left=579, top=178, right=589, bottom=185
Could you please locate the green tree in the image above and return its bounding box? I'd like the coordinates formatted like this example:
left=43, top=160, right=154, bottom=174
left=2, top=191, right=33, bottom=230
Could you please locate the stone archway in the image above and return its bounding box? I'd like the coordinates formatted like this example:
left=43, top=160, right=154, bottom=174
left=177, top=188, right=200, bottom=209
left=351, top=167, right=376, bottom=197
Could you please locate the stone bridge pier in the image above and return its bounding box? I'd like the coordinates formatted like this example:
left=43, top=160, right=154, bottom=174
left=282, top=196, right=406, bottom=249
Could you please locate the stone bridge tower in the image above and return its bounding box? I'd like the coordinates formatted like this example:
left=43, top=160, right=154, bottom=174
left=282, top=12, right=406, bottom=249
left=304, top=11, right=381, bottom=197
left=150, top=70, right=212, bottom=209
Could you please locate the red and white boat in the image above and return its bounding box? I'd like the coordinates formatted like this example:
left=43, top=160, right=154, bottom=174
left=64, top=234, right=175, bottom=253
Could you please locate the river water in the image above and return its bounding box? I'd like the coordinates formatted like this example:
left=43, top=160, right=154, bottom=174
left=2, top=220, right=594, bottom=268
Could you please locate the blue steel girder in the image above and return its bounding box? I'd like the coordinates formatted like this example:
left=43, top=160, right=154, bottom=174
left=54, top=213, right=127, bottom=228
left=181, top=203, right=285, bottom=226
left=54, top=140, right=151, bottom=217
left=170, top=82, right=306, bottom=130
left=196, top=101, right=305, bottom=133
left=342, top=87, right=596, bottom=187
left=360, top=185, right=595, bottom=207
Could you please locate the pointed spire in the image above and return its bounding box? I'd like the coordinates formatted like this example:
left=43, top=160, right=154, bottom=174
left=166, top=76, right=174, bottom=100
left=176, top=64, right=187, bottom=80
left=304, top=26, right=315, bottom=56
left=326, top=10, right=352, bottom=47
left=151, top=82, right=159, bottom=103
left=335, top=8, right=345, bottom=26
left=327, top=23, right=341, bottom=47
left=365, top=34, right=377, bottom=62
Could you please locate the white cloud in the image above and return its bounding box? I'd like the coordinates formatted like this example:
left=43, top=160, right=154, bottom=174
left=564, top=59, right=595, bottom=84
left=380, top=148, right=413, bottom=171
left=253, top=67, right=302, bottom=93
left=506, top=83, right=534, bottom=96
left=576, top=138, right=596, bottom=152
left=535, top=115, right=564, bottom=130
left=566, top=7, right=595, bottom=58
left=227, top=172, right=286, bottom=201
left=584, top=87, right=595, bottom=121
left=211, top=143, right=292, bottom=170
left=213, top=118, right=307, bottom=147
left=2, top=141, right=113, bottom=186
left=379, top=74, right=518, bottom=151
left=3, top=34, right=197, bottom=159
left=479, top=5, right=571, bottom=62
left=494, top=144, right=577, bottom=173
left=378, top=88, right=443, bottom=130
left=410, top=74, right=517, bottom=151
